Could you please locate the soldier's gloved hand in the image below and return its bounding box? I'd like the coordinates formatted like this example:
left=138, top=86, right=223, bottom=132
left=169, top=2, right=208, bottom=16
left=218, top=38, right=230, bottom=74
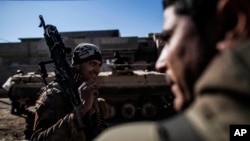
left=78, top=80, right=98, bottom=117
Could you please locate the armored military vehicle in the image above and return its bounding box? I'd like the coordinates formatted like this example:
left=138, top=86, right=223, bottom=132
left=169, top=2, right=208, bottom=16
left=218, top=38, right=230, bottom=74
left=97, top=64, right=175, bottom=123
left=3, top=63, right=175, bottom=122
left=2, top=70, right=54, bottom=115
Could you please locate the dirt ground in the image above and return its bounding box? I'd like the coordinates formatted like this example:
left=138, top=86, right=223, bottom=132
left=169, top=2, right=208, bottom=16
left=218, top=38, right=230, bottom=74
left=0, top=98, right=34, bottom=141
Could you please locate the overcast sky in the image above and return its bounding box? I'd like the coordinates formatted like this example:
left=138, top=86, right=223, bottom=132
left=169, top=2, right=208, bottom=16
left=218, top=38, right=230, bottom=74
left=0, top=0, right=163, bottom=43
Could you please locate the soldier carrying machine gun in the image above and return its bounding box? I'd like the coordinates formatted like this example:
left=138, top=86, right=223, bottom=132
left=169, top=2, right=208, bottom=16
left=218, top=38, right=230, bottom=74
left=30, top=15, right=109, bottom=141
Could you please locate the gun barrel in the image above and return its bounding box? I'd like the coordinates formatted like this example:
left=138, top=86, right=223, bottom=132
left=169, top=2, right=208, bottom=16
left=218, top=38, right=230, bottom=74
left=39, top=15, right=46, bottom=30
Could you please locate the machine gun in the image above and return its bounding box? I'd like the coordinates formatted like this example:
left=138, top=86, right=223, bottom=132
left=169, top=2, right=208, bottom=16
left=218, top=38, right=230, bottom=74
left=38, top=15, right=84, bottom=128
left=38, top=15, right=106, bottom=140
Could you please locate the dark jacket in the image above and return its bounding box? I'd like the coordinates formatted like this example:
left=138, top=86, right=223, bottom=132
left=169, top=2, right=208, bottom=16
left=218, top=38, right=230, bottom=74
left=31, top=82, right=108, bottom=141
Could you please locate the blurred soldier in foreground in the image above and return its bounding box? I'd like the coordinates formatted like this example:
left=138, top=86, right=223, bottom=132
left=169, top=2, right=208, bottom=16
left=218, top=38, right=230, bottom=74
left=94, top=0, right=250, bottom=140
left=31, top=43, right=109, bottom=141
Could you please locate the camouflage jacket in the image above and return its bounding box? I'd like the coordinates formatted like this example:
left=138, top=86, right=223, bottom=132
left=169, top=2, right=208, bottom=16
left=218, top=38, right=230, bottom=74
left=30, top=82, right=109, bottom=141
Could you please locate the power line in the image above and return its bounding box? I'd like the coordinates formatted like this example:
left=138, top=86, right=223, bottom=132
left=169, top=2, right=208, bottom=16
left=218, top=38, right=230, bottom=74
left=0, top=37, right=11, bottom=43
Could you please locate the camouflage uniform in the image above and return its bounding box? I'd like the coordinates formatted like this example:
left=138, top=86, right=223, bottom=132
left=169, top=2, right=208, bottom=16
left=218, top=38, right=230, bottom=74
left=94, top=41, right=250, bottom=141
left=30, top=82, right=109, bottom=141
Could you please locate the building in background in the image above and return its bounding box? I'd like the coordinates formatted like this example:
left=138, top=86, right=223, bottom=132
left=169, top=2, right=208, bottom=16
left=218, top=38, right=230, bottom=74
left=0, top=29, right=161, bottom=85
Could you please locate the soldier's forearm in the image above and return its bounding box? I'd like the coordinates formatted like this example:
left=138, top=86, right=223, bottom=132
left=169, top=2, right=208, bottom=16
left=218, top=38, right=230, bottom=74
left=31, top=113, right=78, bottom=141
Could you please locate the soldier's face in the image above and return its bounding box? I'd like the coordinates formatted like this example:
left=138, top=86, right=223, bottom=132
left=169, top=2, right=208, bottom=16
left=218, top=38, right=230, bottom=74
left=78, top=60, right=102, bottom=81
left=155, top=6, right=209, bottom=111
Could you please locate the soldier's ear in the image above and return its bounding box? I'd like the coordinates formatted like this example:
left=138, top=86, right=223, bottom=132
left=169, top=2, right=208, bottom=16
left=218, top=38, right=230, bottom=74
left=216, top=0, right=248, bottom=50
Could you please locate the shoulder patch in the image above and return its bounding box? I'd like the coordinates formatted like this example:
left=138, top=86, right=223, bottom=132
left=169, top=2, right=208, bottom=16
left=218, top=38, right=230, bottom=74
left=35, top=86, right=61, bottom=110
